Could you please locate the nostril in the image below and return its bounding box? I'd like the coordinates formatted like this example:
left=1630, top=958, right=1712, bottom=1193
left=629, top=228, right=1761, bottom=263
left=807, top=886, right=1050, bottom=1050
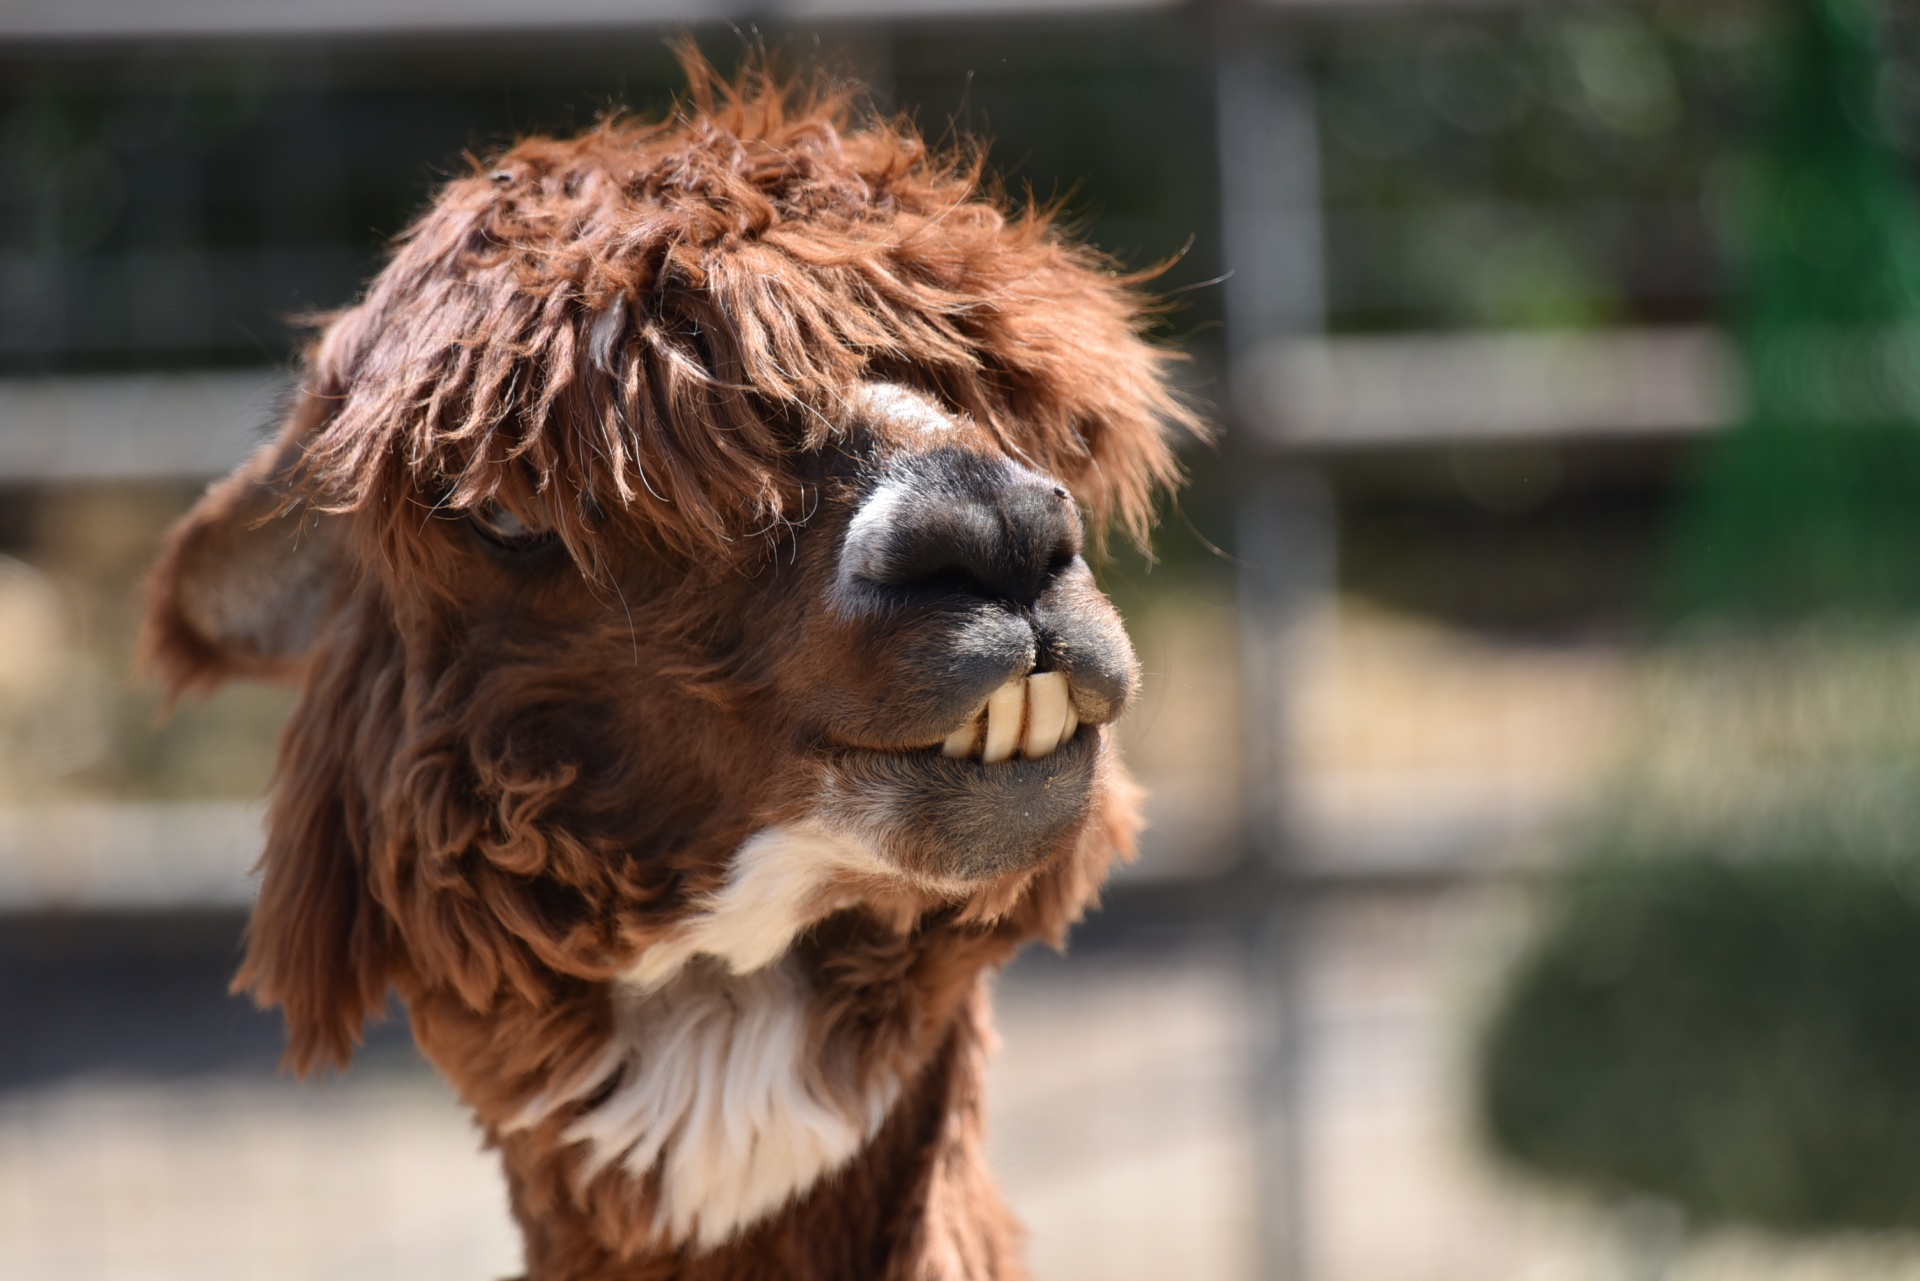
left=855, top=526, right=1070, bottom=606
left=839, top=458, right=1083, bottom=609
left=882, top=558, right=1005, bottom=603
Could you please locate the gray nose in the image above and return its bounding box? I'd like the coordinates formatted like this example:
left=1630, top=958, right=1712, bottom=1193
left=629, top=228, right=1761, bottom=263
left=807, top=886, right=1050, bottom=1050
left=838, top=449, right=1083, bottom=608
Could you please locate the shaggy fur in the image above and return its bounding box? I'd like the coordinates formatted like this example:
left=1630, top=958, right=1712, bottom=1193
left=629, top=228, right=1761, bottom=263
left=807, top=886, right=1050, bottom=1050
left=143, top=59, right=1194, bottom=1281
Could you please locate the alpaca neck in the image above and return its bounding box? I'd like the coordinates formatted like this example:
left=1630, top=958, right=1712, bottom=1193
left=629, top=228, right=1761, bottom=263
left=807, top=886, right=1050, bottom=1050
left=532, top=956, right=904, bottom=1248
left=500, top=974, right=1026, bottom=1281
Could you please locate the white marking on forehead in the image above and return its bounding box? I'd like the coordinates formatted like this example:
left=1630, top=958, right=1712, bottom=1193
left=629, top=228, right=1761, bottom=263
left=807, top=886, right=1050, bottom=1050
left=851, top=382, right=956, bottom=436
left=836, top=474, right=917, bottom=592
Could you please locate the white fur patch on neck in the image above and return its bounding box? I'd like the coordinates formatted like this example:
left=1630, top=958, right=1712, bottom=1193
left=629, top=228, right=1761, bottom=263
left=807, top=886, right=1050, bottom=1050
left=622, top=822, right=891, bottom=991
left=505, top=822, right=920, bottom=1248
left=516, top=957, right=898, bottom=1250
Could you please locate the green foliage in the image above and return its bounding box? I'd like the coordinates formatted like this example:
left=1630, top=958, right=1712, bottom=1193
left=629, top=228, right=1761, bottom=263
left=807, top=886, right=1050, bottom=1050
left=1663, top=0, right=1920, bottom=622
left=1312, top=0, right=1777, bottom=332
left=1480, top=853, right=1920, bottom=1231
left=1665, top=418, right=1920, bottom=620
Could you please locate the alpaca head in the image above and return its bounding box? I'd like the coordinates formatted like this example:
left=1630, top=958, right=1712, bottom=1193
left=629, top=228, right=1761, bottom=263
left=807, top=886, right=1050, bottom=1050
left=141, top=65, right=1191, bottom=1259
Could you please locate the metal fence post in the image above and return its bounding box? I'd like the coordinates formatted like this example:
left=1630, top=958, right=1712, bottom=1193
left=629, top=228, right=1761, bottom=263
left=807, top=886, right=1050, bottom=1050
left=1214, top=21, right=1331, bottom=1281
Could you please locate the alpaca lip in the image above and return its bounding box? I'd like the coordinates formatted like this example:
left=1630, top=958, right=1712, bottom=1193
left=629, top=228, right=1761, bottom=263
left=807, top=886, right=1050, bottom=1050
left=831, top=729, right=1099, bottom=880
left=925, top=720, right=1088, bottom=768
left=837, top=721, right=1095, bottom=780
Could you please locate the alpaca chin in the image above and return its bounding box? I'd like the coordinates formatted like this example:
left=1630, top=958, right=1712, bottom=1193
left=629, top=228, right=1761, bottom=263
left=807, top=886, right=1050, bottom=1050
left=510, top=954, right=900, bottom=1251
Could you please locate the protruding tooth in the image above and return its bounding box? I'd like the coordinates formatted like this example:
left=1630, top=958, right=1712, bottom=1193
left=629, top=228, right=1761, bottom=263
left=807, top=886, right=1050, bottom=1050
left=1022, top=672, right=1071, bottom=759
left=941, top=711, right=983, bottom=759
left=981, top=680, right=1026, bottom=764
left=1061, top=698, right=1079, bottom=741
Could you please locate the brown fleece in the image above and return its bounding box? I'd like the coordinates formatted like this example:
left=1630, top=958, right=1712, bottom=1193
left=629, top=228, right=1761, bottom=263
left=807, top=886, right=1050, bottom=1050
left=140, top=54, right=1192, bottom=1281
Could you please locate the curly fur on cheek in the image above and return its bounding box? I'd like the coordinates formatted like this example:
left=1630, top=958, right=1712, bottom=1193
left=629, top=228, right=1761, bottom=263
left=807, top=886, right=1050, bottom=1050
left=509, top=956, right=900, bottom=1251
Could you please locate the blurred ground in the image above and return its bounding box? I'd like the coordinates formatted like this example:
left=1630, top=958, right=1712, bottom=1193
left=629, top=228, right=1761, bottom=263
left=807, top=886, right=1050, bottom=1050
left=9, top=890, right=1920, bottom=1281
left=0, top=897, right=1487, bottom=1281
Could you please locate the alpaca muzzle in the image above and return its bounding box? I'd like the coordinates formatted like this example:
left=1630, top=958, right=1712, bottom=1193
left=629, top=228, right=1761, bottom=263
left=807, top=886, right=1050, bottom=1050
left=799, top=436, right=1140, bottom=882
left=819, top=433, right=1139, bottom=753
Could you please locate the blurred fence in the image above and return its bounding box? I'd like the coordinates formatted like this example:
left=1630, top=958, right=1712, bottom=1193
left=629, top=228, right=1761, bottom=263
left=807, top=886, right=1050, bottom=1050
left=8, top=3, right=1920, bottom=1280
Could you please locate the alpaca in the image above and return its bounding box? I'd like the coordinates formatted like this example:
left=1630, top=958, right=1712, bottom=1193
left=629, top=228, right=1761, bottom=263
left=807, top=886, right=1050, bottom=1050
left=142, top=65, right=1194, bottom=1281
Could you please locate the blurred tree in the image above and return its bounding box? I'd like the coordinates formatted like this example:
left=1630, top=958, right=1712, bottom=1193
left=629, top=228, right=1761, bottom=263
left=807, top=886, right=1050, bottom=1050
left=1665, top=0, right=1920, bottom=620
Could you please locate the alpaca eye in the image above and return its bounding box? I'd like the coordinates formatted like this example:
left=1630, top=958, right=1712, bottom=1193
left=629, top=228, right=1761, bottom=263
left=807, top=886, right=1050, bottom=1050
left=469, top=498, right=557, bottom=550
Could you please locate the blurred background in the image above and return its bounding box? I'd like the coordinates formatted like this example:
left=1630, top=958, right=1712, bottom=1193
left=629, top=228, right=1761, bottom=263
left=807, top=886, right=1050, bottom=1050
left=9, top=0, right=1920, bottom=1278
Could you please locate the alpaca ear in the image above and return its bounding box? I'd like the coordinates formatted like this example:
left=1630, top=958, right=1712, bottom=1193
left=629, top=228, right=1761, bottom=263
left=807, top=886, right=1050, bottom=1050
left=223, top=576, right=403, bottom=1076
left=143, top=428, right=347, bottom=695
left=144, top=404, right=390, bottom=1071
left=234, top=643, right=401, bottom=1076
